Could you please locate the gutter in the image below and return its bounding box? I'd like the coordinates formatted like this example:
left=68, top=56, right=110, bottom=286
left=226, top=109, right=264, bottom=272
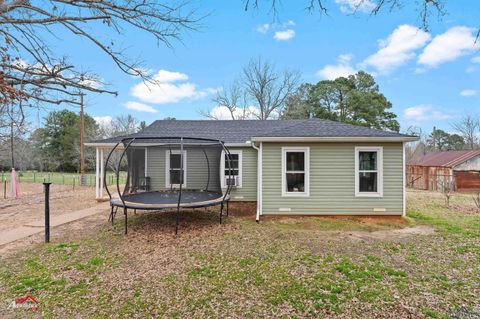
left=251, top=142, right=262, bottom=222
left=251, top=136, right=419, bottom=142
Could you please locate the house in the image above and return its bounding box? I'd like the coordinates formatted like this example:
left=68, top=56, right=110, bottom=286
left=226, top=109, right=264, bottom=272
left=407, top=150, right=480, bottom=192
left=86, top=119, right=417, bottom=220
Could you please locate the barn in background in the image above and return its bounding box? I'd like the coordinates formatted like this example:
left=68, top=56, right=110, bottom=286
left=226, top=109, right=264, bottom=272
left=407, top=150, right=480, bottom=192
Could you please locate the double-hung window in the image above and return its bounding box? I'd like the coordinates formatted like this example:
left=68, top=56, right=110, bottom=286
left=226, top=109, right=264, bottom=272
left=166, top=150, right=187, bottom=187
left=282, top=147, right=310, bottom=197
left=355, top=147, right=383, bottom=197
left=221, top=150, right=242, bottom=188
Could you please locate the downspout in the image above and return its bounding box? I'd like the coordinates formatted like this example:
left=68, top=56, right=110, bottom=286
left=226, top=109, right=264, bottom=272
left=252, top=141, right=262, bottom=222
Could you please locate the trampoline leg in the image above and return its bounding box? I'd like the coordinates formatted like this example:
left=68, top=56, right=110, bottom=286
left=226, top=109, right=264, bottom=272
left=124, top=207, right=128, bottom=235
left=134, top=209, right=137, bottom=215
left=108, top=205, right=114, bottom=223
left=175, top=208, right=180, bottom=235
left=220, top=203, right=224, bottom=224
left=226, top=201, right=229, bottom=217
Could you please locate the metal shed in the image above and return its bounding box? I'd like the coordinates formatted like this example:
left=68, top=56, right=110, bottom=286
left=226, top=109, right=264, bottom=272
left=407, top=150, right=480, bottom=192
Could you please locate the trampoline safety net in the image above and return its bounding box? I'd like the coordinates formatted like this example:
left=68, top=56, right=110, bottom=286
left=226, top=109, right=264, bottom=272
left=104, top=137, right=234, bottom=234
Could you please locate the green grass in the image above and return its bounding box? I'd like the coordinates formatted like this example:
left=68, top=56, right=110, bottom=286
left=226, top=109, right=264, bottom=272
left=1, top=190, right=480, bottom=318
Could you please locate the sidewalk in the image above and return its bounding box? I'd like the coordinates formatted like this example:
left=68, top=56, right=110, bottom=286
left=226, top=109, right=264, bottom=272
left=0, top=203, right=109, bottom=246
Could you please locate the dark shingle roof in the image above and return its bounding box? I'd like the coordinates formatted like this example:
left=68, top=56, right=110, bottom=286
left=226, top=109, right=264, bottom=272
left=88, top=119, right=415, bottom=144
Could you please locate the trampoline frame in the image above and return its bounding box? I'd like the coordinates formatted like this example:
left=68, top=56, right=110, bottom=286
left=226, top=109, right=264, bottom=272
left=104, top=136, right=234, bottom=234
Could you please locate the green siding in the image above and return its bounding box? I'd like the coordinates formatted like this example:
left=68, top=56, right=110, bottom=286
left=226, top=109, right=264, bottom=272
left=145, top=145, right=257, bottom=201
left=146, top=146, right=221, bottom=191
left=261, top=142, right=404, bottom=215
left=224, top=147, right=257, bottom=201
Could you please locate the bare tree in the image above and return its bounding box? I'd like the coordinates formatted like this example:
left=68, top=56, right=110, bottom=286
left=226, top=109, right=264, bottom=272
left=243, top=58, right=300, bottom=120
left=202, top=81, right=252, bottom=120
left=0, top=0, right=199, bottom=131
left=451, top=115, right=480, bottom=150
left=204, top=58, right=300, bottom=120
left=244, top=0, right=446, bottom=31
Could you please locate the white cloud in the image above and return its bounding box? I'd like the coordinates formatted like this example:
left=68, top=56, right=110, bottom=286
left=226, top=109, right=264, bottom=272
left=130, top=69, right=213, bottom=104
left=361, top=24, right=431, bottom=74
left=404, top=104, right=450, bottom=122
left=124, top=101, right=158, bottom=113
left=460, top=89, right=477, bottom=97
left=274, top=29, right=295, bottom=41
left=472, top=56, right=480, bottom=64
left=208, top=106, right=261, bottom=120
left=316, top=54, right=356, bottom=80
left=257, top=23, right=270, bottom=34
left=94, top=116, right=113, bottom=125
left=257, top=20, right=296, bottom=41
left=418, top=26, right=479, bottom=67
left=335, top=0, right=376, bottom=13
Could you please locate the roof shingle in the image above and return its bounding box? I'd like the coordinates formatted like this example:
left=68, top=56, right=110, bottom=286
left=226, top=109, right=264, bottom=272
left=88, top=119, right=415, bottom=144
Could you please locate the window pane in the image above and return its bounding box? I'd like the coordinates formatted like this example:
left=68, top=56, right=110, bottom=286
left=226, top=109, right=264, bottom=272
left=170, top=170, right=183, bottom=184
left=170, top=154, right=182, bottom=169
left=225, top=154, right=239, bottom=169
left=359, top=172, right=377, bottom=192
left=225, top=169, right=239, bottom=176
left=286, top=173, right=305, bottom=192
left=359, top=152, right=377, bottom=171
left=286, top=152, right=305, bottom=171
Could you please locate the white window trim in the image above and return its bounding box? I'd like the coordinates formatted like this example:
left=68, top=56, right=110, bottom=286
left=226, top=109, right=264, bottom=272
left=220, top=150, right=243, bottom=188
left=355, top=146, right=383, bottom=197
left=281, top=146, right=310, bottom=197
left=165, top=150, right=187, bottom=188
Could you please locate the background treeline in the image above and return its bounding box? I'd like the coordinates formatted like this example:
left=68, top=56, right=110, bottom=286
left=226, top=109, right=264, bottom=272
left=0, top=111, right=144, bottom=173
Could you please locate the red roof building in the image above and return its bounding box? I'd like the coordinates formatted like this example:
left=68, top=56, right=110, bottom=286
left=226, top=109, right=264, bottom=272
left=407, top=150, right=480, bottom=192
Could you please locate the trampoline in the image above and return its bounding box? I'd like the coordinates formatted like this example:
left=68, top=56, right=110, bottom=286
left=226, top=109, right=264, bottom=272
left=104, top=137, right=234, bottom=234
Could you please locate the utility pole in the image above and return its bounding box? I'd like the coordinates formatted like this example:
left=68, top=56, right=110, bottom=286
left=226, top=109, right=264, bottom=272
left=9, top=101, right=14, bottom=169
left=80, top=93, right=86, bottom=185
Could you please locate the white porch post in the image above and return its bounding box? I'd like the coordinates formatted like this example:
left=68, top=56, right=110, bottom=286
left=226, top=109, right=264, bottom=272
left=95, top=147, right=100, bottom=199
left=99, top=148, right=104, bottom=198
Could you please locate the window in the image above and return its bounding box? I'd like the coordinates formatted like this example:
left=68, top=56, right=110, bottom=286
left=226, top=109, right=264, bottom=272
left=220, top=150, right=242, bottom=188
left=282, top=147, right=310, bottom=197
left=355, top=147, right=383, bottom=197
left=166, top=150, right=187, bottom=187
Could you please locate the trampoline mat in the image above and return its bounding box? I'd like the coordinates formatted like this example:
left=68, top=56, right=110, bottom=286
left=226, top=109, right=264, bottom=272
left=110, top=190, right=228, bottom=210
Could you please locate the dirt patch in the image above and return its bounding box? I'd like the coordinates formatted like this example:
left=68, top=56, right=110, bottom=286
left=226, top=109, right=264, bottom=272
left=345, top=225, right=435, bottom=242
left=0, top=182, right=97, bottom=232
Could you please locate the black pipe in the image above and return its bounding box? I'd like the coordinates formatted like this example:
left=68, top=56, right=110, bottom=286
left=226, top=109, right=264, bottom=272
left=176, top=137, right=184, bottom=234
left=43, top=182, right=51, bottom=243
left=202, top=148, right=210, bottom=192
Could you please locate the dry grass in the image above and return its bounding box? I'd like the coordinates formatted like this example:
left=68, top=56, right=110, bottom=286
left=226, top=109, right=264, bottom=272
left=1, top=191, right=480, bottom=318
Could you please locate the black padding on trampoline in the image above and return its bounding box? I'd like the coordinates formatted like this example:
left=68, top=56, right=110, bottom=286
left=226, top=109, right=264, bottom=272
left=110, top=190, right=228, bottom=210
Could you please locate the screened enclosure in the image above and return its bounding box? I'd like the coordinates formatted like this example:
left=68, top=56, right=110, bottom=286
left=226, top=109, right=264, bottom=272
left=104, top=137, right=234, bottom=234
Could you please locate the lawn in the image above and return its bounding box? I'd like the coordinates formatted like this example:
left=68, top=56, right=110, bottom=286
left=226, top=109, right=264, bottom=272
left=1, top=190, right=480, bottom=318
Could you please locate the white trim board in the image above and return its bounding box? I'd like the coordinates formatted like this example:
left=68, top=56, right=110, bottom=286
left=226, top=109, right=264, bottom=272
left=252, top=136, right=418, bottom=142
left=220, top=150, right=243, bottom=188
left=354, top=146, right=383, bottom=198
left=165, top=150, right=187, bottom=188
left=281, top=146, right=310, bottom=197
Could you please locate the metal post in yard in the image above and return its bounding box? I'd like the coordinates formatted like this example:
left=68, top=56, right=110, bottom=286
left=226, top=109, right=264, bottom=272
left=43, top=182, right=52, bottom=243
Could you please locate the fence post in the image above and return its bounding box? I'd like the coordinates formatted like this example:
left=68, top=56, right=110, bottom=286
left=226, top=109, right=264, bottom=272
left=62, top=175, right=65, bottom=185
left=43, top=182, right=52, bottom=243
left=3, top=180, right=6, bottom=199
left=73, top=177, right=75, bottom=191
left=33, top=172, right=36, bottom=183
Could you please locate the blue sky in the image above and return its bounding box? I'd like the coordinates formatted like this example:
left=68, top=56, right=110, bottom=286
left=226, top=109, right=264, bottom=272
left=31, top=0, right=480, bottom=135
